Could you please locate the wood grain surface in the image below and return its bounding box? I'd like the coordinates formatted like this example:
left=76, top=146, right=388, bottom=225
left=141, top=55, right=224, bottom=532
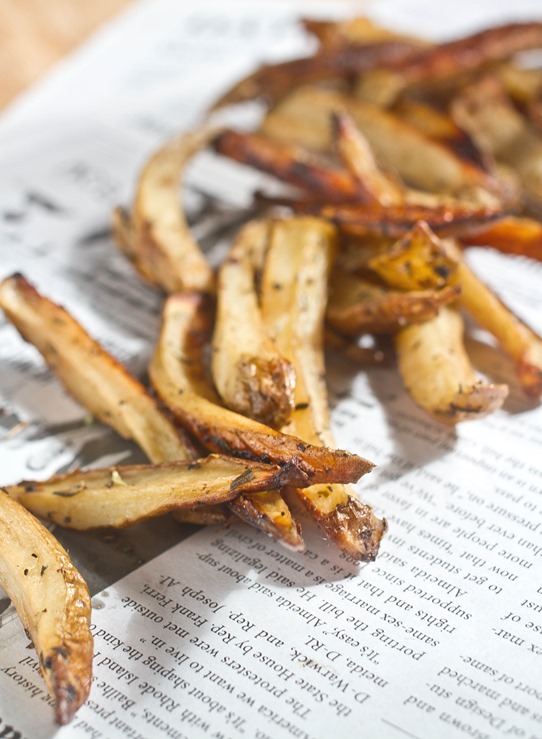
left=0, top=0, right=133, bottom=108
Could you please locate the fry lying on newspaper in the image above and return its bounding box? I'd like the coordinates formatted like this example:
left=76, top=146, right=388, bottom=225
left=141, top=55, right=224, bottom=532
left=3, top=15, right=542, bottom=724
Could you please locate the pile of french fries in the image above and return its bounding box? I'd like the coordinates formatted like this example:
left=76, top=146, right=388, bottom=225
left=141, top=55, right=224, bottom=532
left=2, top=15, right=542, bottom=724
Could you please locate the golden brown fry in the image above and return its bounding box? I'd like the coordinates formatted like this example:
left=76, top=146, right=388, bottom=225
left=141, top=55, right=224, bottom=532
left=327, top=267, right=460, bottom=336
left=0, top=493, right=92, bottom=725
left=4, top=455, right=288, bottom=530
left=212, top=129, right=366, bottom=202
left=114, top=128, right=216, bottom=294
left=453, top=77, right=542, bottom=213
left=260, top=217, right=385, bottom=561
left=367, top=221, right=458, bottom=290
left=461, top=216, right=542, bottom=261
left=212, top=220, right=295, bottom=427
left=209, top=40, right=418, bottom=109
left=149, top=292, right=372, bottom=485
left=0, top=274, right=193, bottom=464
left=449, top=243, right=542, bottom=397
left=260, top=86, right=499, bottom=198
left=395, top=306, right=509, bottom=423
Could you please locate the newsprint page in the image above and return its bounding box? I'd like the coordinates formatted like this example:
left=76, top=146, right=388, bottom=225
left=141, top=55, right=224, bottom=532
left=1, top=1, right=542, bottom=738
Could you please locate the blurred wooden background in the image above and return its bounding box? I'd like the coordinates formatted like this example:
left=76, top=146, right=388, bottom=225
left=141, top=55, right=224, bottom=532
left=0, top=0, right=132, bottom=108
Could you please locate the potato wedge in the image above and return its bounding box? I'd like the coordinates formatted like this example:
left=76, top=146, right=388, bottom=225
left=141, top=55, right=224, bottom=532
left=260, top=217, right=385, bottom=561
left=327, top=268, right=461, bottom=336
left=114, top=128, right=216, bottom=294
left=0, top=274, right=193, bottom=464
left=367, top=221, right=458, bottom=291
left=3, top=455, right=288, bottom=530
left=0, top=492, right=92, bottom=725
left=149, top=292, right=372, bottom=485
left=212, top=220, right=295, bottom=427
left=395, top=306, right=509, bottom=423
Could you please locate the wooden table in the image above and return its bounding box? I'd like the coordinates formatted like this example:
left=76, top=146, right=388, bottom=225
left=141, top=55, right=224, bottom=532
left=0, top=0, right=132, bottom=109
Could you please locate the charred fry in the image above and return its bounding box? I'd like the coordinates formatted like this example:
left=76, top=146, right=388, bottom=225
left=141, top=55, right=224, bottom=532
left=315, top=202, right=504, bottom=239
left=212, top=129, right=366, bottom=202
left=0, top=493, right=92, bottom=725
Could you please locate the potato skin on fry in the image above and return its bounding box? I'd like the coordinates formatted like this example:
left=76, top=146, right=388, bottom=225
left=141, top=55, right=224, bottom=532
left=0, top=493, right=92, bottom=725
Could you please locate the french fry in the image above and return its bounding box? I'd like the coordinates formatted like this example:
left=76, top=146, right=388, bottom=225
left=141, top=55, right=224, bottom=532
left=212, top=129, right=366, bottom=202
left=448, top=242, right=542, bottom=397
left=260, top=217, right=385, bottom=561
left=0, top=493, right=92, bottom=725
left=260, top=86, right=499, bottom=198
left=461, top=216, right=542, bottom=261
left=395, top=306, right=509, bottom=422
left=149, top=292, right=372, bottom=485
left=367, top=221, right=458, bottom=291
left=357, top=21, right=542, bottom=104
left=3, top=455, right=288, bottom=530
left=212, top=220, right=296, bottom=427
left=0, top=274, right=194, bottom=464
left=453, top=77, right=542, bottom=212
left=315, top=201, right=504, bottom=240
left=209, top=40, right=418, bottom=110
left=332, top=110, right=404, bottom=207
left=327, top=267, right=460, bottom=336
left=113, top=128, right=216, bottom=294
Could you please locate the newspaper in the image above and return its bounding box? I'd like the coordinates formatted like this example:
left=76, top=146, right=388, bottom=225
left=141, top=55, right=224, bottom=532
left=0, top=1, right=542, bottom=737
